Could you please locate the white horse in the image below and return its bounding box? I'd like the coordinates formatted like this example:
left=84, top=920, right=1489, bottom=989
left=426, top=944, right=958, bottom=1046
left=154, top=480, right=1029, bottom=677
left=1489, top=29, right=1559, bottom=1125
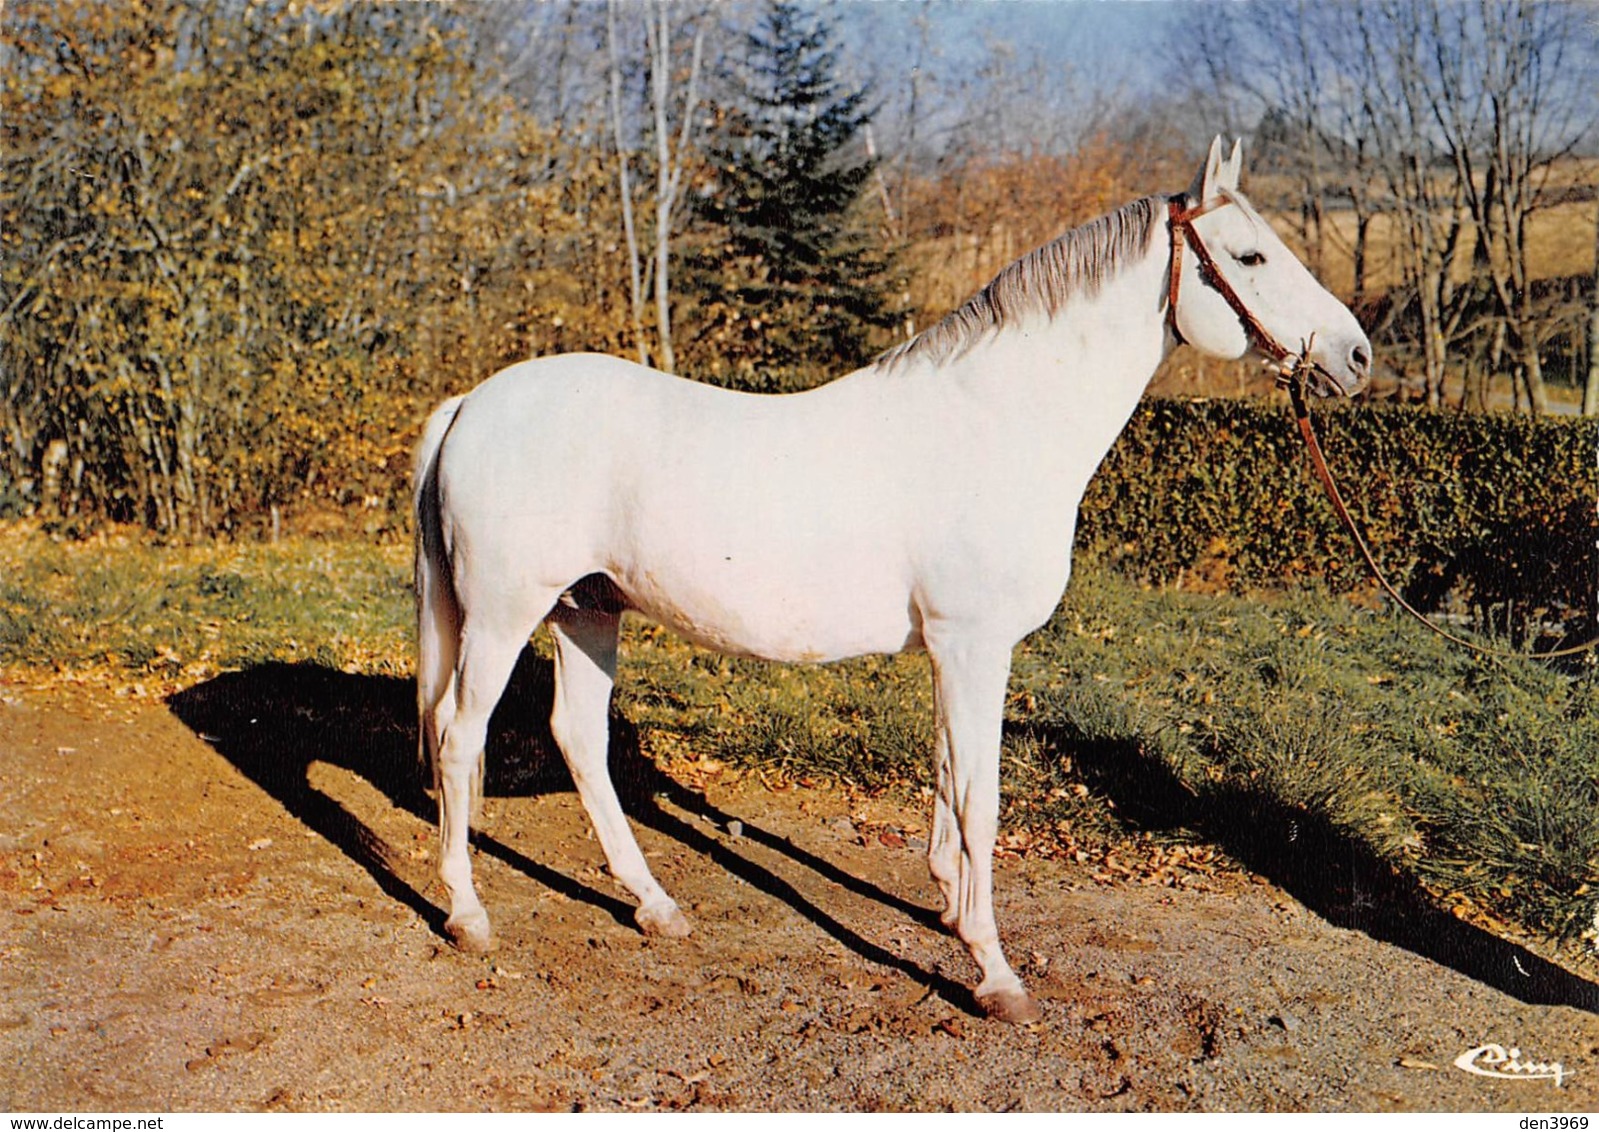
left=413, top=138, right=1370, bottom=1023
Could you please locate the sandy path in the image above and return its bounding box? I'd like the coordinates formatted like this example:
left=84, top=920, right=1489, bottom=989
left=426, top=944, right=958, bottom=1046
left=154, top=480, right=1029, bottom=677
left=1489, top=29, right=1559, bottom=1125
left=3, top=672, right=1596, bottom=1111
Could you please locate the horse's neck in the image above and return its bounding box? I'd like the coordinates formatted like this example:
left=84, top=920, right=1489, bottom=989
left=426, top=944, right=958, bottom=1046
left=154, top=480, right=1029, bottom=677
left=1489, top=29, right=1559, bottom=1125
left=936, top=245, right=1171, bottom=479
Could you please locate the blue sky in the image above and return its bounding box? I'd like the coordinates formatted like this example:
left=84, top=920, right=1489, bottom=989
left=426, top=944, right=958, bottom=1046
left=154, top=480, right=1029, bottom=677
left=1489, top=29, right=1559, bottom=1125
left=840, top=0, right=1185, bottom=94
left=830, top=0, right=1191, bottom=154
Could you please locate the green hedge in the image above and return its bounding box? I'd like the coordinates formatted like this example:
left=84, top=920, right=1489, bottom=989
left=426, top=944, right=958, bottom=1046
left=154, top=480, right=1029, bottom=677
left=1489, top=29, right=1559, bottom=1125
left=1078, top=398, right=1597, bottom=639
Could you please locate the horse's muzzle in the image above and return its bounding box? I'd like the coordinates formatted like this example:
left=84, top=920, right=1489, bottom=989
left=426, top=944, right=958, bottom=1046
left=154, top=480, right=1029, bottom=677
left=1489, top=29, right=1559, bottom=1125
left=1304, top=333, right=1373, bottom=398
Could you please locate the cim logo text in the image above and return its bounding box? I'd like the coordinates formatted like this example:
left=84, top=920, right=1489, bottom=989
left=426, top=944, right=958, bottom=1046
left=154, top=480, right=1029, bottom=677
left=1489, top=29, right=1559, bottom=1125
left=1454, top=1043, right=1569, bottom=1087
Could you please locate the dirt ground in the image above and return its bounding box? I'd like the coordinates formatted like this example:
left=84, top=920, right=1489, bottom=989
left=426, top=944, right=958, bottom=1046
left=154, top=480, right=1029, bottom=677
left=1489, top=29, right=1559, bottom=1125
left=3, top=665, right=1598, bottom=1112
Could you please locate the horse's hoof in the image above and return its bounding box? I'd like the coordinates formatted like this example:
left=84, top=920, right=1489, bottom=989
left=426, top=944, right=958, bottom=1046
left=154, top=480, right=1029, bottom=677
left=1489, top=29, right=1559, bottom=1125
left=636, top=900, right=692, bottom=939
left=444, top=911, right=496, bottom=953
left=977, top=986, right=1043, bottom=1025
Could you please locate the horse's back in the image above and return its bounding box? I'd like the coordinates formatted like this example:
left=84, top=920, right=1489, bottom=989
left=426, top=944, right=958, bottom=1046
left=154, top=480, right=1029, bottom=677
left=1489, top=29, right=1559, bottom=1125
left=441, top=353, right=818, bottom=476
left=439, top=350, right=902, bottom=500
left=431, top=352, right=933, bottom=660
left=455, top=351, right=777, bottom=421
left=429, top=349, right=1071, bottom=657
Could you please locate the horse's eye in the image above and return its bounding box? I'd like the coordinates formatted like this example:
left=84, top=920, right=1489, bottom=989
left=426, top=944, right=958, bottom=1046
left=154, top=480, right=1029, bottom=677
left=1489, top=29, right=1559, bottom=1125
left=1237, top=251, right=1267, bottom=267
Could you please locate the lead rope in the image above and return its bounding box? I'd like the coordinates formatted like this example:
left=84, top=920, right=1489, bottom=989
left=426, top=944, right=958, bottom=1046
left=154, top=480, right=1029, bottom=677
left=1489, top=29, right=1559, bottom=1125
left=1279, top=357, right=1598, bottom=662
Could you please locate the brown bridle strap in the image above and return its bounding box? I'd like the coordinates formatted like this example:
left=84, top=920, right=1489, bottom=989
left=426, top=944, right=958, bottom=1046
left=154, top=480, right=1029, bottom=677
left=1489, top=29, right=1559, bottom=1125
left=1166, top=195, right=1292, bottom=364
left=1283, top=367, right=1598, bottom=661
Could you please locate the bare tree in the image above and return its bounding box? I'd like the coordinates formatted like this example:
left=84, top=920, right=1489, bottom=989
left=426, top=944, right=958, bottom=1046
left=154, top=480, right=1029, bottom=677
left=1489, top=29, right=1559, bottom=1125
left=1171, top=0, right=1595, bottom=412
left=1586, top=195, right=1599, bottom=416
left=1427, top=0, right=1590, bottom=415
left=606, top=0, right=707, bottom=373
left=1354, top=0, right=1475, bottom=408
left=647, top=1, right=704, bottom=374
left=1170, top=3, right=1385, bottom=300
left=607, top=0, right=651, bottom=365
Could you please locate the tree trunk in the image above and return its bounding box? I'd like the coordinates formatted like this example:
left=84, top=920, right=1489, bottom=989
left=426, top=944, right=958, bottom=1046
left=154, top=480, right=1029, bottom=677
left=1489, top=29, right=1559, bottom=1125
left=1518, top=336, right=1549, bottom=416
left=1585, top=197, right=1599, bottom=415
left=1483, top=318, right=1507, bottom=412
left=1419, top=272, right=1447, bottom=408
left=647, top=2, right=703, bottom=375
left=607, top=0, right=650, bottom=367
left=1351, top=209, right=1370, bottom=307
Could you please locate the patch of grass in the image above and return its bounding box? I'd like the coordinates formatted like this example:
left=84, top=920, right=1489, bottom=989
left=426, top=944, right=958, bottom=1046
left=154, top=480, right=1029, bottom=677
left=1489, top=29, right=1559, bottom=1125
left=0, top=522, right=413, bottom=688
left=617, top=623, right=934, bottom=792
left=1010, top=567, right=1599, bottom=944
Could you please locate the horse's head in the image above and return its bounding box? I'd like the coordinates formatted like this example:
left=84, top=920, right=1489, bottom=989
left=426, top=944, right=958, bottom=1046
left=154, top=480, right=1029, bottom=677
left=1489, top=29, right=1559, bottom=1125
left=1168, top=137, right=1371, bottom=398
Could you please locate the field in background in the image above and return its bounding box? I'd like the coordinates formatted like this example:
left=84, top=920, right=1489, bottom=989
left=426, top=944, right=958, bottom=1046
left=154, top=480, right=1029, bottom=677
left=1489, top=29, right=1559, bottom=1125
left=3, top=523, right=1594, bottom=957
left=1301, top=196, right=1597, bottom=300
left=908, top=169, right=1597, bottom=319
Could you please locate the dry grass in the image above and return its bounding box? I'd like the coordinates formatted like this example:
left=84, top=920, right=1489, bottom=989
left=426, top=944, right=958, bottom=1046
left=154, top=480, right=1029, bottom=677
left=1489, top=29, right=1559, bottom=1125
left=1276, top=197, right=1597, bottom=300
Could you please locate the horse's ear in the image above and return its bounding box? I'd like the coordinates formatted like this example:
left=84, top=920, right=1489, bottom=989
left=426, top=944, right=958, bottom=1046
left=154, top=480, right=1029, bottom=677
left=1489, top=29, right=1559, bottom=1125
left=1221, top=138, right=1244, bottom=191
left=1188, top=135, right=1226, bottom=201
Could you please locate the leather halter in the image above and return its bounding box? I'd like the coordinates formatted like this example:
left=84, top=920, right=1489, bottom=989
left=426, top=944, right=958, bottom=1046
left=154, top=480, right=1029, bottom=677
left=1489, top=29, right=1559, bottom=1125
left=1166, top=195, right=1293, bottom=364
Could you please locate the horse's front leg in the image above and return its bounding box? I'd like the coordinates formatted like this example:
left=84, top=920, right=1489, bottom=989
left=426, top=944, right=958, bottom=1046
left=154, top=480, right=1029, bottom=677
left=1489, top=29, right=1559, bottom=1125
left=926, top=633, right=1041, bottom=1024
left=928, top=709, right=961, bottom=932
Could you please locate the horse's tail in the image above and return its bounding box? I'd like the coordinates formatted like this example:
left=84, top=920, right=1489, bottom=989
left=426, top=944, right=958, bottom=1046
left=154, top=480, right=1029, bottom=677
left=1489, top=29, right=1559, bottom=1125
left=414, top=394, right=466, bottom=805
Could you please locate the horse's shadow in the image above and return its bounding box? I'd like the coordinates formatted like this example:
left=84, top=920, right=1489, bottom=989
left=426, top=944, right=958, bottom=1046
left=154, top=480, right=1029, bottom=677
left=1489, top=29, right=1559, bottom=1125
left=167, top=656, right=1599, bottom=1018
left=166, top=654, right=971, bottom=1008
left=1011, top=717, right=1599, bottom=1014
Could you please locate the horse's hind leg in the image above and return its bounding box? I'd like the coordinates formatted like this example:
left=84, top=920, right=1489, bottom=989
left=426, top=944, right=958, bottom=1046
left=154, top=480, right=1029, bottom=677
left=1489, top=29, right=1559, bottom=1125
left=548, top=607, right=691, bottom=939
left=434, top=615, right=531, bottom=953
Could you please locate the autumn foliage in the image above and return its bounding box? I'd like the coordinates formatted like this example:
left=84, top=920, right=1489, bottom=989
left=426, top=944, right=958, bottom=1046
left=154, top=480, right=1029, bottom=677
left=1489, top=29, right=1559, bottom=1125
left=896, top=132, right=1187, bottom=329
left=3, top=1, right=634, bottom=536
left=6, top=1, right=1589, bottom=545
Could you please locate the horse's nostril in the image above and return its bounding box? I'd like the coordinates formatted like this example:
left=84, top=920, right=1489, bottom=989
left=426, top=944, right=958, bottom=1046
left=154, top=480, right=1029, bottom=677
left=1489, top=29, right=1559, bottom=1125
left=1351, top=344, right=1371, bottom=374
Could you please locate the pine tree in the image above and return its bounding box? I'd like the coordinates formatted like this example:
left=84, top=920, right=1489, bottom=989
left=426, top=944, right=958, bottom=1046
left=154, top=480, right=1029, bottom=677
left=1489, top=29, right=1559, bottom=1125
left=680, top=0, right=899, bottom=391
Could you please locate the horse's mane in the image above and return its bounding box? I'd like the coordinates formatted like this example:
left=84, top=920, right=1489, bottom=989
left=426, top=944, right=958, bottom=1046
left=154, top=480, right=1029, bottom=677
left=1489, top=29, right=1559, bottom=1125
left=875, top=194, right=1165, bottom=370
